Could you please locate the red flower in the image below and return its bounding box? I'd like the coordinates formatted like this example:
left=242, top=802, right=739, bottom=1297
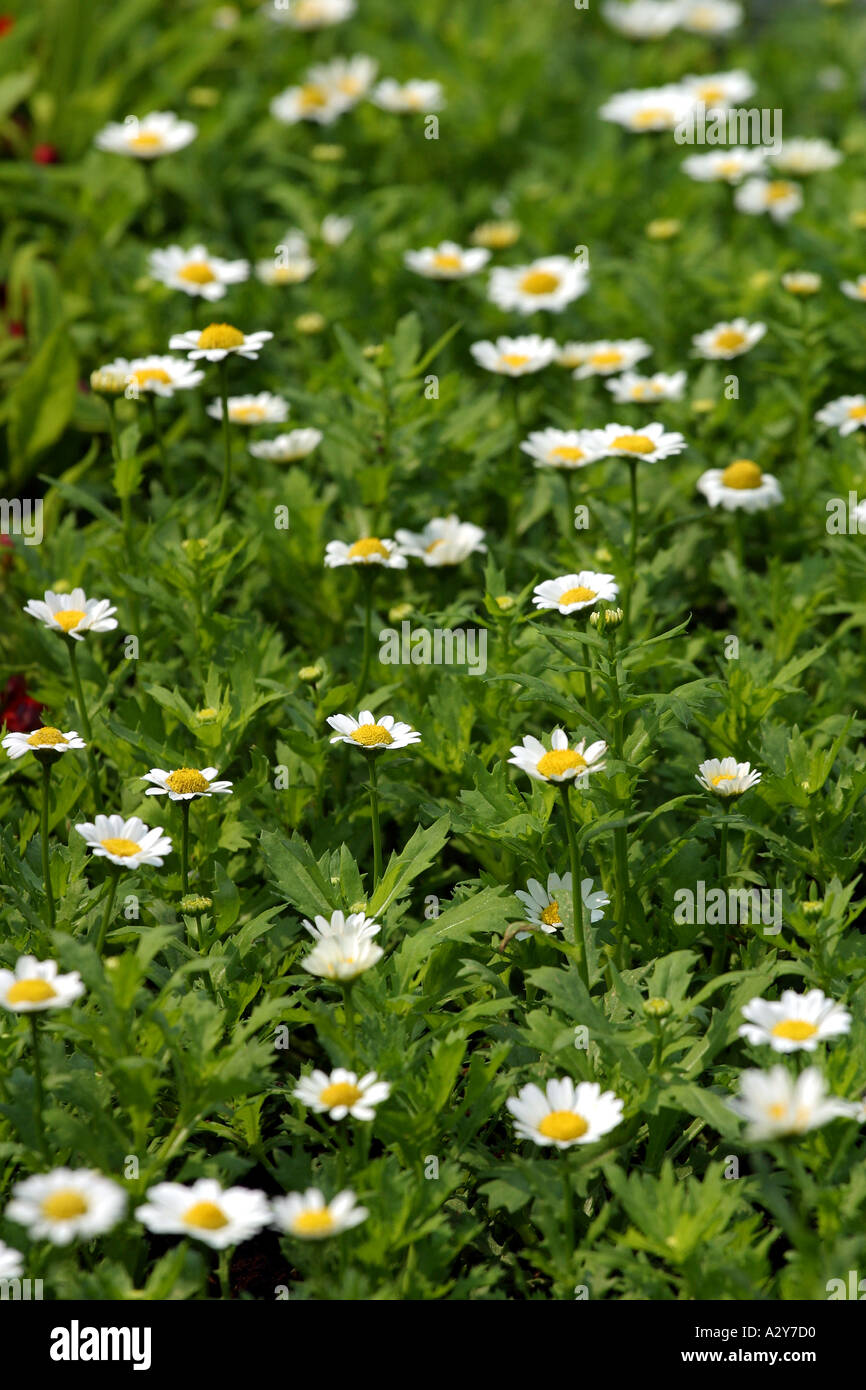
left=32, top=143, right=58, bottom=165
left=0, top=675, right=45, bottom=734
left=0, top=16, right=14, bottom=38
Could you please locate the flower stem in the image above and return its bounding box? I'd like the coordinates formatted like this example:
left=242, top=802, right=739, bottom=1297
left=559, top=783, right=588, bottom=988
left=68, top=639, right=101, bottom=805
left=146, top=394, right=168, bottom=476
left=214, top=360, right=232, bottom=525
left=624, top=457, right=639, bottom=635
left=343, top=982, right=356, bottom=1064
left=95, top=868, right=120, bottom=957
left=29, top=1015, right=49, bottom=1160
left=217, top=1247, right=232, bottom=1300
left=40, top=759, right=56, bottom=933
left=608, top=631, right=631, bottom=970
left=180, top=800, right=191, bottom=895
left=368, top=753, right=383, bottom=887
left=711, top=806, right=731, bottom=974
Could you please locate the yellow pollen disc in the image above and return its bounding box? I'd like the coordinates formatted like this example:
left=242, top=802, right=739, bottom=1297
left=270, top=266, right=304, bottom=283
left=347, top=537, right=388, bottom=561
left=300, top=84, right=328, bottom=109
left=632, top=108, right=673, bottom=128
left=711, top=772, right=736, bottom=786
left=768, top=1102, right=788, bottom=1120
left=697, top=85, right=724, bottom=104
left=714, top=329, right=746, bottom=350
left=611, top=434, right=655, bottom=454
left=501, top=354, right=529, bottom=368
left=717, top=159, right=742, bottom=177
left=100, top=837, right=141, bottom=857
left=350, top=724, right=393, bottom=747
left=128, top=132, right=163, bottom=150
left=540, top=902, right=561, bottom=927
left=320, top=1081, right=363, bottom=1108
left=849, top=404, right=866, bottom=419
left=721, top=459, right=762, bottom=490
left=41, top=1190, right=89, bottom=1221
left=520, top=270, right=560, bottom=295
left=183, top=1201, right=229, bottom=1231
left=197, top=323, right=245, bottom=350
left=132, top=368, right=172, bottom=387
left=230, top=405, right=266, bottom=422
left=338, top=77, right=363, bottom=95
left=771, top=1019, right=818, bottom=1042
left=766, top=181, right=794, bottom=201
left=536, top=749, right=587, bottom=778
left=551, top=445, right=584, bottom=462
left=559, top=586, right=597, bottom=606
left=432, top=252, right=462, bottom=271
left=294, top=1209, right=334, bottom=1235
left=177, top=261, right=216, bottom=284
left=538, top=1110, right=588, bottom=1141
left=165, top=768, right=210, bottom=794
left=27, top=727, right=66, bottom=747
left=7, top=978, right=57, bottom=1004
left=589, top=350, right=623, bottom=367
left=425, top=538, right=446, bottom=553
left=53, top=609, right=86, bottom=632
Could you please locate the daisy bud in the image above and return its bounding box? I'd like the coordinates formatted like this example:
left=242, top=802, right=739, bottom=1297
left=388, top=603, right=413, bottom=623
left=195, top=706, right=218, bottom=724
left=181, top=538, right=208, bottom=561
left=590, top=607, right=624, bottom=630
left=311, top=144, right=345, bottom=161
left=363, top=344, right=384, bottom=359
left=295, top=312, right=326, bottom=335
left=645, top=219, right=681, bottom=241
left=801, top=900, right=824, bottom=916
left=299, top=664, right=324, bottom=684
left=181, top=894, right=213, bottom=916
left=471, top=220, right=520, bottom=249
left=644, top=996, right=672, bottom=1019
left=187, top=86, right=221, bottom=108
left=495, top=595, right=515, bottom=612
left=90, top=368, right=126, bottom=396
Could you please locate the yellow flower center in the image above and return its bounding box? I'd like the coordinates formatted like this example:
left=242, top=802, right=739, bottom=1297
left=230, top=405, right=266, bottom=422
left=320, top=1081, right=363, bottom=1108
left=540, top=902, right=561, bottom=927
left=177, top=261, right=216, bottom=284
left=425, top=538, right=446, bottom=554
left=501, top=354, right=529, bottom=368
left=848, top=405, right=866, bottom=419
left=165, top=768, right=210, bottom=795
left=183, top=1201, right=229, bottom=1231
left=100, top=837, right=142, bottom=857
left=349, top=724, right=394, bottom=747
left=520, top=270, right=560, bottom=295
left=589, top=349, right=623, bottom=367
left=632, top=107, right=674, bottom=128
left=41, top=1190, right=89, bottom=1221
left=538, top=1110, right=589, bottom=1141
left=53, top=609, right=86, bottom=633
left=347, top=537, right=388, bottom=561
left=536, top=749, right=587, bottom=778
left=7, top=978, right=57, bottom=1005
left=717, top=158, right=742, bottom=177
left=300, top=84, right=328, bottom=110
left=550, top=445, right=585, bottom=462
left=611, top=434, right=655, bottom=454
left=696, top=84, right=725, bottom=104
left=338, top=76, right=363, bottom=95
left=432, top=252, right=462, bottom=271
left=270, top=265, right=306, bottom=283
left=558, top=586, right=597, bottom=606
left=132, top=368, right=172, bottom=387
left=294, top=1209, right=335, bottom=1235
left=714, top=329, right=746, bottom=351
left=27, top=727, right=66, bottom=747
left=475, top=223, right=519, bottom=249
left=128, top=132, right=163, bottom=151
left=771, top=1019, right=818, bottom=1042
left=768, top=1102, right=788, bottom=1120
left=721, top=459, right=762, bottom=490
left=197, top=323, right=245, bottom=350
left=766, top=181, right=794, bottom=202
left=711, top=772, right=736, bottom=786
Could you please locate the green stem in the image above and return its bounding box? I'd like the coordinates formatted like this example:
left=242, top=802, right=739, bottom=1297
left=106, top=395, right=121, bottom=463
left=68, top=639, right=101, bottom=805
left=146, top=394, right=169, bottom=482
left=180, top=800, right=191, bottom=895
left=608, top=631, right=631, bottom=971
left=217, top=1247, right=232, bottom=1300
left=356, top=572, right=375, bottom=701
left=624, top=458, right=639, bottom=635
left=214, top=360, right=233, bottom=525
left=95, top=868, right=120, bottom=956
left=711, top=807, right=730, bottom=974
left=559, top=783, right=588, bottom=988
left=343, top=982, right=356, bottom=1064
left=40, top=759, right=56, bottom=933
left=368, top=753, right=383, bottom=887
left=29, top=1015, right=48, bottom=1160
left=562, top=1159, right=574, bottom=1253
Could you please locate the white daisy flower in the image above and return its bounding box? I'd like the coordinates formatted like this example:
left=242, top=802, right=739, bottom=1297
left=5, top=1169, right=126, bottom=1245
left=23, top=588, right=118, bottom=641
left=371, top=79, right=445, bottom=113
left=94, top=111, right=197, bottom=160
left=770, top=138, right=843, bottom=175
left=592, top=421, right=688, bottom=462
left=598, top=85, right=697, bottom=134
left=782, top=271, right=822, bottom=296
left=509, top=729, right=607, bottom=784
left=697, top=459, right=782, bottom=511
left=327, top=710, right=421, bottom=750
left=841, top=276, right=866, bottom=303
left=507, top=1078, right=624, bottom=1148
left=302, top=929, right=384, bottom=981
left=267, top=0, right=356, bottom=29
left=294, top=1068, right=390, bottom=1120
left=739, top=990, right=852, bottom=1053
left=682, top=70, right=755, bottom=110
left=301, top=910, right=381, bottom=942
left=0, top=956, right=85, bottom=1013
left=307, top=54, right=378, bottom=104
left=135, top=1180, right=271, bottom=1249
left=606, top=370, right=687, bottom=403
left=520, top=428, right=603, bottom=470
left=321, top=213, right=354, bottom=246
left=692, top=318, right=766, bottom=360
left=3, top=727, right=85, bottom=759
left=532, top=572, right=619, bottom=615
left=394, top=515, right=487, bottom=566
left=678, top=0, right=742, bottom=35
left=404, top=241, right=490, bottom=280
left=681, top=148, right=767, bottom=183
left=729, top=1065, right=853, bottom=1141
left=101, top=355, right=204, bottom=398
left=470, top=334, right=558, bottom=376
left=147, top=245, right=249, bottom=300
left=602, top=0, right=682, bottom=39
left=256, top=255, right=317, bottom=286
left=169, top=323, right=273, bottom=362
left=324, top=536, right=407, bottom=568
left=0, top=1241, right=23, bottom=1279
left=75, top=814, right=172, bottom=869
left=272, top=1188, right=368, bottom=1239
left=249, top=429, right=323, bottom=461
left=514, top=872, right=609, bottom=940
left=734, top=177, right=803, bottom=223
left=815, top=395, right=866, bottom=436
left=568, top=339, right=652, bottom=378
left=695, top=757, right=761, bottom=797
left=487, top=256, right=588, bottom=314
left=206, top=393, right=289, bottom=425
left=142, top=767, right=232, bottom=801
